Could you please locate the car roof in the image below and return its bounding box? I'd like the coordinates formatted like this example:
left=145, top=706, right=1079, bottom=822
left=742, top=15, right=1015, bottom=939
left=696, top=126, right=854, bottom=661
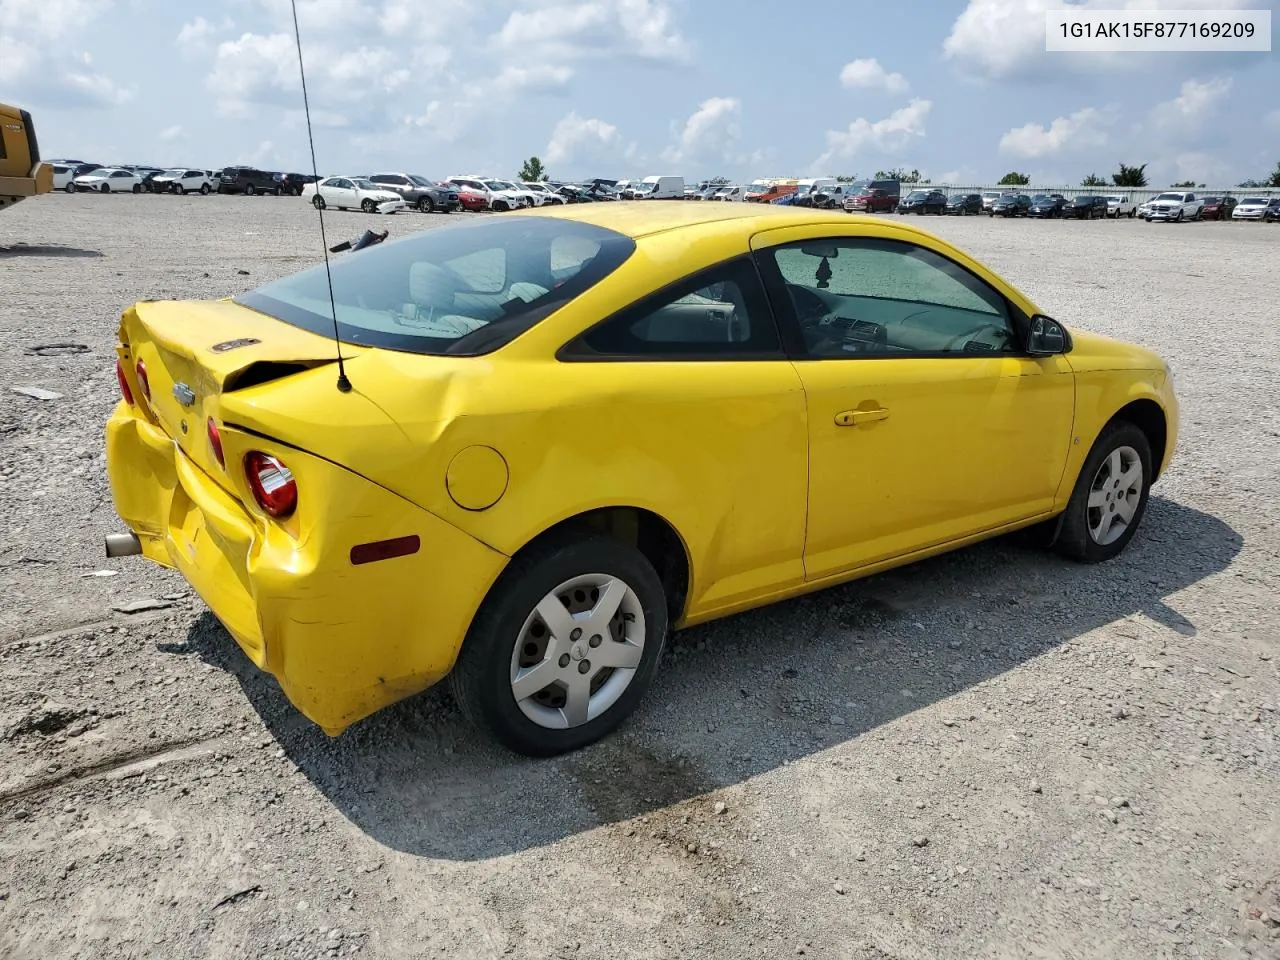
left=506, top=200, right=920, bottom=240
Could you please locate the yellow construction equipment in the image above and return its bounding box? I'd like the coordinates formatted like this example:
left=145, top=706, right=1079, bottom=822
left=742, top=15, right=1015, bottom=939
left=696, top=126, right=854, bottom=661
left=1, top=103, right=53, bottom=214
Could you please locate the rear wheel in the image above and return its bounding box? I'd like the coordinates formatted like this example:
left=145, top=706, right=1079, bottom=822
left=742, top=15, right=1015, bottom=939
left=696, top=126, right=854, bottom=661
left=312, top=195, right=326, bottom=210
left=1054, top=421, right=1153, bottom=563
left=1174, top=210, right=1183, bottom=222
left=245, top=184, right=256, bottom=196
left=174, top=185, right=186, bottom=195
left=65, top=182, right=76, bottom=194
left=200, top=183, right=210, bottom=195
left=450, top=532, right=668, bottom=756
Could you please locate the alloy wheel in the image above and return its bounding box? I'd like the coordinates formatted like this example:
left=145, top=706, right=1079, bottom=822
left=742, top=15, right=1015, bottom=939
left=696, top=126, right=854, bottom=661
left=1087, top=446, right=1143, bottom=546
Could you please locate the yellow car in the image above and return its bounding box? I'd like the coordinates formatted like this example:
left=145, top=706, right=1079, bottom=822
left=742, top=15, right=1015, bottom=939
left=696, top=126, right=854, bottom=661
left=105, top=202, right=1177, bottom=755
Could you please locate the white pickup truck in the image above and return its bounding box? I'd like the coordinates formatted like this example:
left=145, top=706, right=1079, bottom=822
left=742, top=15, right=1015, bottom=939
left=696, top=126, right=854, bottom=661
left=1144, top=191, right=1204, bottom=222
left=1105, top=194, right=1136, bottom=218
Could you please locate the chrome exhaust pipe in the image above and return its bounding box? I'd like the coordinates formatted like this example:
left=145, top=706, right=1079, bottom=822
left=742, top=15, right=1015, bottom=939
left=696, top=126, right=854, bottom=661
left=105, top=533, right=143, bottom=558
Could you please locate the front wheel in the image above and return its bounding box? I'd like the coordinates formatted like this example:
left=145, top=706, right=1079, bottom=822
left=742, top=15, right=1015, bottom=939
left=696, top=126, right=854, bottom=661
left=245, top=184, right=256, bottom=196
left=200, top=183, right=210, bottom=195
left=450, top=532, right=668, bottom=756
left=132, top=184, right=141, bottom=194
left=361, top=198, right=376, bottom=213
left=1174, top=210, right=1183, bottom=222
left=100, top=184, right=110, bottom=193
left=65, top=182, right=77, bottom=194
left=1128, top=209, right=1135, bottom=218
left=312, top=194, right=326, bottom=210
left=1054, top=421, right=1153, bottom=563
left=174, top=185, right=186, bottom=195
left=418, top=196, right=434, bottom=213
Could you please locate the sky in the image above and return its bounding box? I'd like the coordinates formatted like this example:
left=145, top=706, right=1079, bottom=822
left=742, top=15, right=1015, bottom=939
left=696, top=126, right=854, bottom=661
left=3, top=0, right=1278, bottom=187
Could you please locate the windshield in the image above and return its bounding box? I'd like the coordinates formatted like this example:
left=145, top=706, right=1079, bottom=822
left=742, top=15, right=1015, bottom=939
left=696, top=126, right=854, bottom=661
left=632, top=183, right=655, bottom=194
left=409, top=175, right=435, bottom=187
left=1154, top=193, right=1183, bottom=201
left=982, top=192, right=1000, bottom=199
left=161, top=168, right=185, bottom=177
left=1073, top=195, right=1095, bottom=203
left=1105, top=196, right=1123, bottom=202
left=236, top=218, right=636, bottom=357
left=1240, top=197, right=1268, bottom=205
left=906, top=191, right=929, bottom=200
left=748, top=181, right=772, bottom=192
left=352, top=179, right=379, bottom=190
left=484, top=181, right=507, bottom=191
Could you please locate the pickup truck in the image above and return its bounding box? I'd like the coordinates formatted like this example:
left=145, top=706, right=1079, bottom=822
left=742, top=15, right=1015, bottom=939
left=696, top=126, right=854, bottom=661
left=1144, top=191, right=1203, bottom=222
left=1104, top=194, right=1136, bottom=218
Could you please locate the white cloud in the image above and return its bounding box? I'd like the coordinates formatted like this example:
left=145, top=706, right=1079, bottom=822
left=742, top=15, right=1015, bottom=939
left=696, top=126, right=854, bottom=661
left=159, top=124, right=186, bottom=141
left=1171, top=151, right=1230, bottom=185
left=663, top=97, right=743, bottom=164
left=813, top=99, right=932, bottom=169
left=0, top=0, right=99, bottom=43
left=839, top=58, right=908, bottom=94
left=0, top=0, right=134, bottom=106
left=494, top=0, right=689, bottom=62
left=943, top=0, right=1257, bottom=79
left=545, top=111, right=621, bottom=166
left=177, top=16, right=234, bottom=49
left=492, top=63, right=575, bottom=94
left=1147, top=77, right=1232, bottom=138
left=999, top=106, right=1113, bottom=158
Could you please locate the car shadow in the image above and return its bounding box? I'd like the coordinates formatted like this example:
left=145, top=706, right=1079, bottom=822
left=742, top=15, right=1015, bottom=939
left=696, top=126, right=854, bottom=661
left=0, top=244, right=104, bottom=259
left=169, top=495, right=1240, bottom=861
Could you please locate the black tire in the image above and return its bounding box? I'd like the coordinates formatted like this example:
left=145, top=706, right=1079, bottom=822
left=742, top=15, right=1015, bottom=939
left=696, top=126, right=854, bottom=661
left=495, top=200, right=510, bottom=212
left=132, top=184, right=141, bottom=194
left=245, top=184, right=256, bottom=196
left=1128, top=209, right=1134, bottom=218
left=1054, top=420, right=1154, bottom=564
left=450, top=531, right=669, bottom=756
left=361, top=198, right=376, bottom=213
left=1174, top=210, right=1183, bottom=222
left=312, top=195, right=325, bottom=210
left=100, top=184, right=110, bottom=193
left=65, top=182, right=76, bottom=194
left=200, top=183, right=210, bottom=195
left=174, top=185, right=186, bottom=195
left=418, top=196, right=434, bottom=213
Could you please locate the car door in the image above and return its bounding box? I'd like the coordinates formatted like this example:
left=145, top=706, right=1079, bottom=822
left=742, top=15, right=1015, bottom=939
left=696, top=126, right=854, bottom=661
left=558, top=255, right=809, bottom=616
left=750, top=226, right=1076, bottom=581
left=327, top=178, right=355, bottom=208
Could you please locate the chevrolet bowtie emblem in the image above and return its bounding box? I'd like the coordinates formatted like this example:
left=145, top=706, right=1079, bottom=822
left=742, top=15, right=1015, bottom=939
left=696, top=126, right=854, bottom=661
left=173, top=383, right=196, bottom=407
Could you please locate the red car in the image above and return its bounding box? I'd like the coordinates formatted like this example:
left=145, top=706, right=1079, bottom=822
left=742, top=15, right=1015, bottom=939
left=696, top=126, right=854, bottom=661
left=842, top=177, right=902, bottom=214
left=455, top=185, right=489, bottom=212
left=1199, top=196, right=1237, bottom=220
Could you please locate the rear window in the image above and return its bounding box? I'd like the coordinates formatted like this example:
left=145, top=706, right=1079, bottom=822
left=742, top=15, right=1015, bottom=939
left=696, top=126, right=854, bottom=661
left=236, top=216, right=636, bottom=356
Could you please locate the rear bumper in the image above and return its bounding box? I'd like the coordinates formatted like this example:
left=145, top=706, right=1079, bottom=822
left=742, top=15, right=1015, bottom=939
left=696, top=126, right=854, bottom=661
left=105, top=407, right=507, bottom=734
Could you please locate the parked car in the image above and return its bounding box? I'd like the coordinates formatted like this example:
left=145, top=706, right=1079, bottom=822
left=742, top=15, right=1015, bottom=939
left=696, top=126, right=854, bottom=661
left=50, top=163, right=76, bottom=191
left=72, top=167, right=142, bottom=193
left=980, top=190, right=1005, bottom=214
left=844, top=178, right=901, bottom=213
left=488, top=178, right=540, bottom=206
left=276, top=173, right=321, bottom=196
left=898, top=189, right=948, bottom=215
left=693, top=184, right=723, bottom=201
left=447, top=177, right=526, bottom=211
left=713, top=185, right=747, bottom=202
left=1267, top=199, right=1280, bottom=222
left=991, top=193, right=1032, bottom=217
left=218, top=167, right=282, bottom=195
left=104, top=204, right=1178, bottom=756
left=363, top=173, right=459, bottom=212
left=1145, top=191, right=1204, bottom=222
left=1027, top=194, right=1067, bottom=218
left=945, top=192, right=983, bottom=215
left=1104, top=195, right=1136, bottom=218
left=1231, top=196, right=1278, bottom=221
left=1198, top=196, right=1237, bottom=221
left=454, top=183, right=492, bottom=211
left=1065, top=194, right=1109, bottom=220
left=151, top=168, right=214, bottom=195
left=302, top=177, right=406, bottom=213
left=745, top=180, right=798, bottom=204
left=812, top=183, right=855, bottom=209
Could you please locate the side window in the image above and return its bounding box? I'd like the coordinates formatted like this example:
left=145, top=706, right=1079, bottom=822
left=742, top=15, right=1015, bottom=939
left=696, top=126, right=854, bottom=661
left=565, top=258, right=781, bottom=359
left=446, top=248, right=505, bottom=293
left=763, top=238, right=1017, bottom=357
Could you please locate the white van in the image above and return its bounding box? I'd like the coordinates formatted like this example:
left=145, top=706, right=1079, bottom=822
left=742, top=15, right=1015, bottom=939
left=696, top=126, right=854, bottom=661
left=632, top=175, right=685, bottom=199
left=795, top=177, right=836, bottom=201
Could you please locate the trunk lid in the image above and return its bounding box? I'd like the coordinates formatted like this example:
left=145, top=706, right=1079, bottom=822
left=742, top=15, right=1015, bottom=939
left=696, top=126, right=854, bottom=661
left=119, top=298, right=368, bottom=491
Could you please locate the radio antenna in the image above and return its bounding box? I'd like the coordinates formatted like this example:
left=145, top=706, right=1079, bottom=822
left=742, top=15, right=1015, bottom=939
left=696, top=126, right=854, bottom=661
left=288, top=0, right=351, bottom=392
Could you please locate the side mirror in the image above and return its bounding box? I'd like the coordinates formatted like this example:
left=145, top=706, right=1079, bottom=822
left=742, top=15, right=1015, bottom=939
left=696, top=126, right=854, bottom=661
left=1028, top=315, right=1069, bottom=356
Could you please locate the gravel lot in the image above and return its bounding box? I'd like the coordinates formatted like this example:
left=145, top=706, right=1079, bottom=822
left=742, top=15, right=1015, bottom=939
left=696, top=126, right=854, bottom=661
left=0, top=195, right=1277, bottom=960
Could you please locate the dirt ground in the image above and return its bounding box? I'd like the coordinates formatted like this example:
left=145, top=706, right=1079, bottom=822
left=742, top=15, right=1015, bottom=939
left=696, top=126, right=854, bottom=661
left=0, top=195, right=1277, bottom=960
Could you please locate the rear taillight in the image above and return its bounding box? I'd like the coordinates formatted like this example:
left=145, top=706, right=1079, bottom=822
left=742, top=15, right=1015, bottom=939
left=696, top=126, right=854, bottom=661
left=244, top=452, right=297, bottom=518
left=134, top=359, right=151, bottom=402
left=207, top=418, right=225, bottom=468
left=116, top=358, right=134, bottom=405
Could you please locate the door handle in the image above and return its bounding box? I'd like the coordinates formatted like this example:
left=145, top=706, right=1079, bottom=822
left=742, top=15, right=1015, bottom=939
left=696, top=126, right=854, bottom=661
left=835, top=407, right=890, bottom=427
